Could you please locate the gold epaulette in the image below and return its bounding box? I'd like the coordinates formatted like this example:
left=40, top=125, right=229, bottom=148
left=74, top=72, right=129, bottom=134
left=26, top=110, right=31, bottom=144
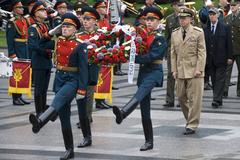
left=172, top=27, right=180, bottom=32
left=24, top=14, right=30, bottom=18
left=76, top=32, right=84, bottom=36
left=54, top=16, right=61, bottom=20
left=31, top=24, right=37, bottom=28
left=156, top=33, right=163, bottom=37
left=76, top=38, right=83, bottom=43
left=58, top=36, right=66, bottom=39
left=193, top=26, right=203, bottom=32
left=10, top=17, right=16, bottom=22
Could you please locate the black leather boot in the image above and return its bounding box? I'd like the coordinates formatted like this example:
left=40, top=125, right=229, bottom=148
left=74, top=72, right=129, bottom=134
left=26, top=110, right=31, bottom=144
left=19, top=97, right=31, bottom=105
left=29, top=107, right=57, bottom=133
left=95, top=99, right=112, bottom=109
left=60, top=128, right=74, bottom=160
left=112, top=97, right=139, bottom=124
left=34, top=95, right=43, bottom=117
left=140, top=119, right=153, bottom=151
left=78, top=117, right=92, bottom=148
left=13, top=94, right=24, bottom=106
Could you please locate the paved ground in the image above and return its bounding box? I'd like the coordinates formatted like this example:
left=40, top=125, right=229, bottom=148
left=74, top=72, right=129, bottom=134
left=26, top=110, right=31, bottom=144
left=1, top=49, right=240, bottom=160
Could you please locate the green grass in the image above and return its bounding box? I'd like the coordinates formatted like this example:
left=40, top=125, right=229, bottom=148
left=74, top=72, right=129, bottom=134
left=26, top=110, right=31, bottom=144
left=0, top=31, right=6, bottom=47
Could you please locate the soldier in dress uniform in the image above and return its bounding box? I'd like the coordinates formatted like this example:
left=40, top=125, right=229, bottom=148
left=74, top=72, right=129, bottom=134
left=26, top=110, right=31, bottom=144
left=113, top=7, right=167, bottom=151
left=139, top=0, right=158, bottom=13
left=75, top=6, right=101, bottom=148
left=29, top=12, right=88, bottom=160
left=24, top=0, right=37, bottom=26
left=52, top=0, right=68, bottom=28
left=6, top=0, right=31, bottom=105
left=171, top=8, right=206, bottom=135
left=224, top=0, right=240, bottom=97
left=28, top=2, right=52, bottom=117
left=163, top=0, right=181, bottom=108
left=93, top=0, right=113, bottom=109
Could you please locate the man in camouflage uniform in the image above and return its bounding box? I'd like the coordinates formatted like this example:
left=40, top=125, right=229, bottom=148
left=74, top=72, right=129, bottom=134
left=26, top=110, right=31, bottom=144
left=224, top=0, right=240, bottom=97
left=163, top=0, right=182, bottom=107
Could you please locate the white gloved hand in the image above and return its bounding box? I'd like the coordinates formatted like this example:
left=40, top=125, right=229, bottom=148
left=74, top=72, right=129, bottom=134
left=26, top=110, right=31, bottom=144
left=121, top=3, right=127, bottom=13
left=12, top=57, right=18, bottom=61
left=97, top=52, right=104, bottom=60
left=49, top=24, right=62, bottom=36
left=76, top=94, right=85, bottom=100
left=205, top=0, right=213, bottom=6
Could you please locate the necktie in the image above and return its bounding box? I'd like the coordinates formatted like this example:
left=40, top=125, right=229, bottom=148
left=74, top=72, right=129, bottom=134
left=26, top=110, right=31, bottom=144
left=233, top=15, right=236, bottom=21
left=211, top=25, right=215, bottom=34
left=183, top=30, right=186, bottom=40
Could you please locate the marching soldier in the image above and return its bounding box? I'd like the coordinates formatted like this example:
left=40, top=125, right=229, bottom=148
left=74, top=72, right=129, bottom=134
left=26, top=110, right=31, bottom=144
left=171, top=8, right=206, bottom=135
left=29, top=12, right=88, bottom=160
left=28, top=2, right=52, bottom=117
left=163, top=0, right=181, bottom=108
left=224, top=0, right=240, bottom=97
left=76, top=6, right=101, bottom=148
left=52, top=0, right=68, bottom=28
left=113, top=7, right=167, bottom=151
left=6, top=0, right=31, bottom=105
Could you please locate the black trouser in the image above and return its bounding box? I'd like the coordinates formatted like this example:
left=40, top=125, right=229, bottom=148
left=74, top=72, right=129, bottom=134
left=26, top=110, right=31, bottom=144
left=210, top=65, right=227, bottom=102
left=33, top=69, right=51, bottom=113
left=12, top=93, right=22, bottom=100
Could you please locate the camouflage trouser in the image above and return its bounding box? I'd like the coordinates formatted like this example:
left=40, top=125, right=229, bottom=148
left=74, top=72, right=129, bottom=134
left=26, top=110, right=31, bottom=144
left=166, top=50, right=175, bottom=103
left=224, top=56, right=240, bottom=96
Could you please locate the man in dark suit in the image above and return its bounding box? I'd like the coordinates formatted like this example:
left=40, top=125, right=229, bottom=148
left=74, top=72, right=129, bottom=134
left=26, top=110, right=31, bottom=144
left=203, top=7, right=233, bottom=108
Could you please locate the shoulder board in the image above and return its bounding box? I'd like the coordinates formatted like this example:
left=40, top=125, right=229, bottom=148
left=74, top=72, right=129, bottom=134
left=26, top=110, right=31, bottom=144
left=24, top=14, right=30, bottom=18
left=58, top=36, right=65, bottom=40
left=76, top=38, right=83, bottom=43
left=54, top=16, right=61, bottom=20
left=140, top=5, right=146, bottom=10
left=172, top=27, right=180, bottom=32
left=156, top=33, right=163, bottom=37
left=193, top=26, right=203, bottom=32
left=10, top=17, right=16, bottom=22
left=76, top=32, right=84, bottom=35
left=31, top=24, right=37, bottom=28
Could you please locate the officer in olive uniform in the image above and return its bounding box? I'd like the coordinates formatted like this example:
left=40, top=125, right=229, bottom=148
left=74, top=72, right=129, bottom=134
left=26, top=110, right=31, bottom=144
left=52, top=0, right=68, bottom=28
left=6, top=0, right=31, bottom=105
left=28, top=2, right=52, bottom=117
left=171, top=8, right=206, bottom=135
left=163, top=0, right=181, bottom=108
left=113, top=7, right=167, bottom=151
left=29, top=12, right=88, bottom=160
left=224, top=0, right=240, bottom=97
left=76, top=6, right=101, bottom=148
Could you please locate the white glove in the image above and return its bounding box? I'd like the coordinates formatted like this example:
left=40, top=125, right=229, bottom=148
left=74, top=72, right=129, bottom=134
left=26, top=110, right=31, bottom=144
left=49, top=24, right=62, bottom=36
left=121, top=3, right=127, bottom=13
left=12, top=57, right=18, bottom=61
left=76, top=94, right=85, bottom=100
left=205, top=0, right=213, bottom=6
left=97, top=52, right=104, bottom=60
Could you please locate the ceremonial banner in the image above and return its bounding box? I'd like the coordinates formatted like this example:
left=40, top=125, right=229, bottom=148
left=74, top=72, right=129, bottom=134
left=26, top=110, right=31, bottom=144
left=94, top=66, right=113, bottom=104
left=8, top=60, right=32, bottom=98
